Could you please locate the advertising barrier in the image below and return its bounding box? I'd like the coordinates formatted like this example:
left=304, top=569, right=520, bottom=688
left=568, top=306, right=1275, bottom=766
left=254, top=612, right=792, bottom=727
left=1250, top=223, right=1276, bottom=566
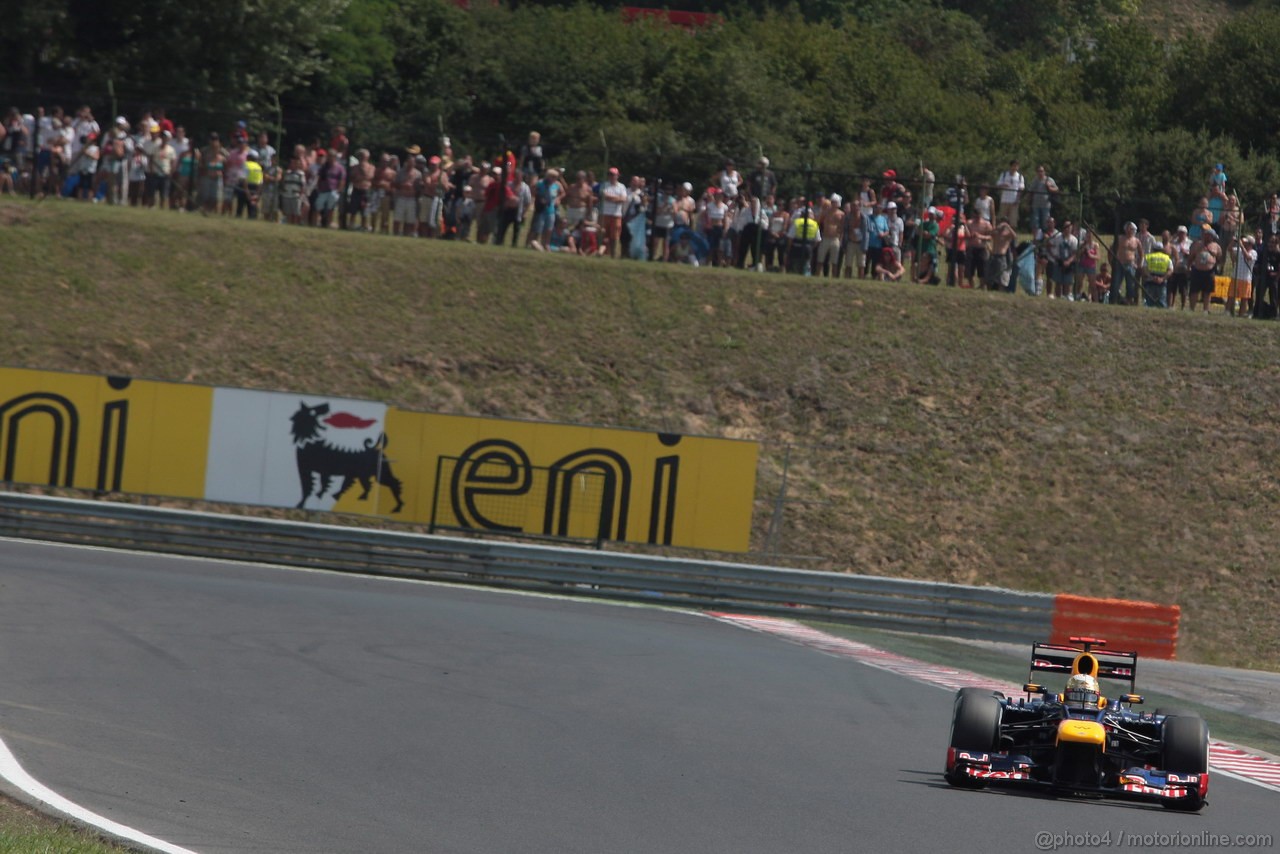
left=0, top=367, right=758, bottom=552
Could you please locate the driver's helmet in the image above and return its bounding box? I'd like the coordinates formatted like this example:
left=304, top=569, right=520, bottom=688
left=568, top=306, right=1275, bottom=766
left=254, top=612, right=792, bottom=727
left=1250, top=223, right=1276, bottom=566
left=1063, top=673, right=1101, bottom=709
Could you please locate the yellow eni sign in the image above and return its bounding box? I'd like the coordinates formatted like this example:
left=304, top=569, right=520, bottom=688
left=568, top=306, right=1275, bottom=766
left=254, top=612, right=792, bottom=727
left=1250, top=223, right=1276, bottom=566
left=0, top=368, right=758, bottom=552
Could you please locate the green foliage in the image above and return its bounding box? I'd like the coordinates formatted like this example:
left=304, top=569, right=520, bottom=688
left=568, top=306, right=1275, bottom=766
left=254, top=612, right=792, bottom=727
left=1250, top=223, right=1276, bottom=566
left=6, top=0, right=1280, bottom=225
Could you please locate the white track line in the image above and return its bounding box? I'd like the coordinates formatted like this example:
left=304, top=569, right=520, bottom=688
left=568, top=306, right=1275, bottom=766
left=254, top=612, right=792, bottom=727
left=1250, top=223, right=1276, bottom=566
left=706, top=612, right=1280, bottom=796
left=0, top=734, right=197, bottom=853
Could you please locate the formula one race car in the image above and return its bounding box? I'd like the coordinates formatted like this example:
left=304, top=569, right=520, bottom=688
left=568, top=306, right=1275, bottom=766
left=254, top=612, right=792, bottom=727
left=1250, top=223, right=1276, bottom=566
left=944, top=637, right=1209, bottom=810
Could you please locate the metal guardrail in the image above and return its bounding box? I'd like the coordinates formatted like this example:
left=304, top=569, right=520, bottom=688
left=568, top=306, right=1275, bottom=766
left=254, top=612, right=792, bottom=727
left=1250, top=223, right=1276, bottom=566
left=0, top=493, right=1055, bottom=643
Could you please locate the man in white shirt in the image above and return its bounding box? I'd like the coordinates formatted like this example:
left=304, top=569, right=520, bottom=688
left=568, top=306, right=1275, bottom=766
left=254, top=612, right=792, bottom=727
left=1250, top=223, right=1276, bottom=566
left=598, top=166, right=628, bottom=258
left=996, top=159, right=1024, bottom=228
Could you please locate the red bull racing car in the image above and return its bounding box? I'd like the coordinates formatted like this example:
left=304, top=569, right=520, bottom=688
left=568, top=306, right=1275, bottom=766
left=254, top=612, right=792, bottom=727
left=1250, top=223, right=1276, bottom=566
left=944, top=637, right=1209, bottom=811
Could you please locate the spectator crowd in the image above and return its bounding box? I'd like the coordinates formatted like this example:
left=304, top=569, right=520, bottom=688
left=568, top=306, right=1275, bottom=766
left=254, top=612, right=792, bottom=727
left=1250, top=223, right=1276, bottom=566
left=3, top=105, right=1278, bottom=316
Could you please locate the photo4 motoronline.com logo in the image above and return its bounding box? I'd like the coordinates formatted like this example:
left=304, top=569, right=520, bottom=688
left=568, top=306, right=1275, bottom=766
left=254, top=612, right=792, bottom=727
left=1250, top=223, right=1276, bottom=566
left=1035, top=830, right=1274, bottom=851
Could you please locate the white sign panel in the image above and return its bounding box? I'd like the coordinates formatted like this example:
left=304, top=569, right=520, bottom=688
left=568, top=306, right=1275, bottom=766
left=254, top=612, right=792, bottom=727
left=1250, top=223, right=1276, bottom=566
left=204, top=389, right=389, bottom=512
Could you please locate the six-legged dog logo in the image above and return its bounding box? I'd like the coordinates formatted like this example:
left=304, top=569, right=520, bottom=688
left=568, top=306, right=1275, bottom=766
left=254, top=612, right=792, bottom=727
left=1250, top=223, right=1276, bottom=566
left=289, top=401, right=405, bottom=512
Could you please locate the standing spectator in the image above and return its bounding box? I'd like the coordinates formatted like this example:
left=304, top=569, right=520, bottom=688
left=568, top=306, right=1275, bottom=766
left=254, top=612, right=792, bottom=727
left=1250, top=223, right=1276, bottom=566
left=393, top=149, right=422, bottom=237
left=985, top=218, right=1017, bottom=291
left=972, top=184, right=994, bottom=223
left=418, top=156, right=447, bottom=237
left=865, top=202, right=887, bottom=278
left=1111, top=221, right=1142, bottom=305
left=66, top=130, right=98, bottom=199
left=734, top=192, right=762, bottom=270
left=1209, top=162, right=1228, bottom=194
left=624, top=175, right=649, bottom=260
left=857, top=176, right=877, bottom=214
left=944, top=174, right=968, bottom=213
left=312, top=148, right=346, bottom=228
left=280, top=154, right=307, bottom=225
left=1075, top=227, right=1100, bottom=300
left=240, top=151, right=264, bottom=219
left=712, top=159, right=743, bottom=200
left=260, top=149, right=281, bottom=222
left=882, top=201, right=904, bottom=266
left=1188, top=227, right=1221, bottom=312
left=145, top=127, right=175, bottom=208
left=995, top=160, right=1024, bottom=227
left=346, top=149, right=375, bottom=231
left=1048, top=220, right=1079, bottom=299
left=919, top=163, right=936, bottom=209
left=126, top=122, right=152, bottom=206
left=1136, top=218, right=1156, bottom=256
left=526, top=168, right=563, bottom=248
left=197, top=132, right=226, bottom=214
left=1142, top=240, right=1173, bottom=308
left=1220, top=194, right=1242, bottom=252
left=170, top=126, right=192, bottom=209
left=839, top=198, right=861, bottom=279
left=103, top=118, right=131, bottom=205
left=948, top=212, right=969, bottom=287
left=967, top=211, right=992, bottom=288
left=598, top=167, right=628, bottom=258
left=518, top=131, right=544, bottom=178
left=749, top=157, right=777, bottom=202
left=764, top=196, right=789, bottom=273
left=815, top=194, right=843, bottom=278
left=255, top=132, right=276, bottom=175
left=1226, top=235, right=1256, bottom=317
left=563, top=170, right=593, bottom=228
left=1189, top=196, right=1212, bottom=240
left=329, top=125, right=350, bottom=159
left=368, top=154, right=394, bottom=234
left=652, top=183, right=676, bottom=263
left=700, top=188, right=728, bottom=266
left=223, top=135, right=250, bottom=216
left=1167, top=224, right=1192, bottom=310
left=1027, top=165, right=1057, bottom=239
left=787, top=202, right=819, bottom=275
left=914, top=206, right=940, bottom=284
left=478, top=165, right=505, bottom=243
left=497, top=172, right=532, bottom=247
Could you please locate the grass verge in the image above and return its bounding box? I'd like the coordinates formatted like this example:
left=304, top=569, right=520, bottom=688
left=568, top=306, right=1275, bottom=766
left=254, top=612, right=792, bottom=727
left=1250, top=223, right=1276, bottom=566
left=0, top=795, right=133, bottom=853
left=2, top=197, right=1279, bottom=671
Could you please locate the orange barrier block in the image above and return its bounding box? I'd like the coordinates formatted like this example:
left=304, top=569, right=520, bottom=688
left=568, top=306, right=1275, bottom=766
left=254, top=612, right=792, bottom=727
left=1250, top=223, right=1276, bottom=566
left=1051, top=594, right=1180, bottom=659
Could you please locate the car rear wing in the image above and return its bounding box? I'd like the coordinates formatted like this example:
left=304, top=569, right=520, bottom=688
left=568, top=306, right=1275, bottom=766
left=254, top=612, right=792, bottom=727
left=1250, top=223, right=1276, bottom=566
left=1028, top=642, right=1138, bottom=693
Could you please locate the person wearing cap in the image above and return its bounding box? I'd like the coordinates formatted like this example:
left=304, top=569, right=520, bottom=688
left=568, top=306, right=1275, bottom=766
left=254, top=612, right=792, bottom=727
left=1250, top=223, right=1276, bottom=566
left=598, top=167, right=628, bottom=258
left=1210, top=162, right=1228, bottom=193
left=815, top=193, right=844, bottom=278
left=914, top=206, right=941, bottom=284
left=1138, top=238, right=1173, bottom=308
left=1188, top=226, right=1221, bottom=312
left=1110, top=221, right=1142, bottom=305
left=749, top=157, right=776, bottom=201
left=881, top=201, right=904, bottom=267
left=1166, top=225, right=1192, bottom=310
left=995, top=159, right=1024, bottom=228
left=527, top=167, right=566, bottom=250
left=673, top=181, right=696, bottom=232
left=1225, top=234, right=1256, bottom=317
left=880, top=169, right=903, bottom=206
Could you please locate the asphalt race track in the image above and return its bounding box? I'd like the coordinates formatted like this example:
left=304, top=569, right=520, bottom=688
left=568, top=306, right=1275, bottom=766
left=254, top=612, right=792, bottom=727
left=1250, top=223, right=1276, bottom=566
left=0, top=539, right=1275, bottom=853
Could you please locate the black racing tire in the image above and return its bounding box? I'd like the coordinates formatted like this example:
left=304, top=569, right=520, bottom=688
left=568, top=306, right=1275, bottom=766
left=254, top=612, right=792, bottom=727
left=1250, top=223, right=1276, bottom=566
left=946, top=690, right=1002, bottom=789
left=1161, top=715, right=1209, bottom=811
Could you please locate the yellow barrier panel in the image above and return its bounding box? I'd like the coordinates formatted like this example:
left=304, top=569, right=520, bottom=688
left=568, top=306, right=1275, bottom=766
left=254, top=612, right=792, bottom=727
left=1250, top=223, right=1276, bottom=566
left=0, top=368, right=758, bottom=552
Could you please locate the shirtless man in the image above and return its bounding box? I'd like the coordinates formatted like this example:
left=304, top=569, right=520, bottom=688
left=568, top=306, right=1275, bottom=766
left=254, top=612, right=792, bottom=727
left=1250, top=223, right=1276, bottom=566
left=563, top=171, right=593, bottom=228
left=392, top=153, right=422, bottom=237
left=815, top=194, right=845, bottom=278
left=1189, top=227, right=1222, bottom=312
left=348, top=149, right=375, bottom=231
left=1110, top=221, right=1142, bottom=305
left=371, top=154, right=396, bottom=234
left=418, top=156, right=448, bottom=237
left=966, top=213, right=993, bottom=288
left=985, top=217, right=1017, bottom=291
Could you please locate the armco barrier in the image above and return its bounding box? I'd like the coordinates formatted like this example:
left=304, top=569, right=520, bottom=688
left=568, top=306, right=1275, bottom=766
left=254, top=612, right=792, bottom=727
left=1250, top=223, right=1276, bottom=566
left=0, top=493, right=1177, bottom=653
left=1050, top=594, right=1180, bottom=659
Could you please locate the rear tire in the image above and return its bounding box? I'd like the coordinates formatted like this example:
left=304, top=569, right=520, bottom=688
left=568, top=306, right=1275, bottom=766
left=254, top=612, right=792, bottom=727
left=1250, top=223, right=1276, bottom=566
left=1161, top=715, right=1208, bottom=811
left=947, top=690, right=1002, bottom=789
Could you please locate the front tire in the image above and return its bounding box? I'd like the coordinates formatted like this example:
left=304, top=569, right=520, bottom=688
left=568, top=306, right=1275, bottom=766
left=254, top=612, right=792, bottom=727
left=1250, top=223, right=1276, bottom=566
left=1161, top=715, right=1209, bottom=811
left=946, top=690, right=1002, bottom=788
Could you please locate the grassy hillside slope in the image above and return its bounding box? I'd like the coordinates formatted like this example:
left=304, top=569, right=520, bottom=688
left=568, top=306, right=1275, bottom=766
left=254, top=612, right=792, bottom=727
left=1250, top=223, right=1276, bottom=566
left=4, top=199, right=1278, bottom=669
